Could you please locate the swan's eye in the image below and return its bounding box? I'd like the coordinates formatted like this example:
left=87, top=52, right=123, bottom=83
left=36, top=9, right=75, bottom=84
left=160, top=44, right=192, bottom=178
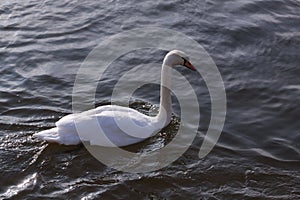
left=182, top=57, right=187, bottom=65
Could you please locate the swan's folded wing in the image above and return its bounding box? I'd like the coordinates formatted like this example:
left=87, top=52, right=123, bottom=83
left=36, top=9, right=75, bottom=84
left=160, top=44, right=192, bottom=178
left=54, top=106, right=157, bottom=147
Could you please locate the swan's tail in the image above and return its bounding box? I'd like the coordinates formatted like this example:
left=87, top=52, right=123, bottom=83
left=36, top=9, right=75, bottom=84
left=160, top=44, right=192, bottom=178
left=33, top=127, right=81, bottom=145
left=33, top=127, right=61, bottom=143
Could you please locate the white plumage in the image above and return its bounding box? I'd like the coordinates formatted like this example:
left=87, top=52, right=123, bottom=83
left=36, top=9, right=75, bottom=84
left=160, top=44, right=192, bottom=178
left=33, top=50, right=196, bottom=147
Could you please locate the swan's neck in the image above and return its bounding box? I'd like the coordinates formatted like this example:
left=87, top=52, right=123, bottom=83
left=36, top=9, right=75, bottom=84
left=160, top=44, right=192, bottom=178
left=155, top=62, right=172, bottom=127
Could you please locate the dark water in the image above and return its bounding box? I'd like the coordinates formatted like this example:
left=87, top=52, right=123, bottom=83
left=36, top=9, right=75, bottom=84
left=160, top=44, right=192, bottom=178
left=1, top=0, right=300, bottom=199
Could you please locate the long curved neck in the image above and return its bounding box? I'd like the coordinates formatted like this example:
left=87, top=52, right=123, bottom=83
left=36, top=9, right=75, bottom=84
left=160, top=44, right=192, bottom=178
left=155, top=61, right=172, bottom=127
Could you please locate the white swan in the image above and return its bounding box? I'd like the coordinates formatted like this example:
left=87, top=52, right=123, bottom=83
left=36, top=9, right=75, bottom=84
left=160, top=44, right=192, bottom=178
left=33, top=50, right=196, bottom=146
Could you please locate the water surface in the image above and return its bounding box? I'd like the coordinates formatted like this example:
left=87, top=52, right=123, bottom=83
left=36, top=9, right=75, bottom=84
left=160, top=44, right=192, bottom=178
left=0, top=0, right=299, bottom=199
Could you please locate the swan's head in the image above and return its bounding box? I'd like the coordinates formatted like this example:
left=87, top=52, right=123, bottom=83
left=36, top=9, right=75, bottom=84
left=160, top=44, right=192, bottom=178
left=163, top=50, right=196, bottom=71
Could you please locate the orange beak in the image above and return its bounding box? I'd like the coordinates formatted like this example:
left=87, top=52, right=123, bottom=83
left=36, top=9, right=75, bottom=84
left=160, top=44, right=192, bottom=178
left=184, top=59, right=196, bottom=71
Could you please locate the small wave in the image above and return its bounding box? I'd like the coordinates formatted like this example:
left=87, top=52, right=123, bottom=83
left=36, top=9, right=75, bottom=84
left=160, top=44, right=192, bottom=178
left=0, top=173, right=38, bottom=199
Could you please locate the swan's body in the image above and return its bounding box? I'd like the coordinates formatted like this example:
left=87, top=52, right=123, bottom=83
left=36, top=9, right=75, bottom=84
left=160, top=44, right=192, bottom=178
left=36, top=105, right=163, bottom=146
left=33, top=50, right=196, bottom=146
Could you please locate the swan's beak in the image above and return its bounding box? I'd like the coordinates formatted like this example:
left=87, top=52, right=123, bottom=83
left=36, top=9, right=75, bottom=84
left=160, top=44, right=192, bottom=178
left=184, top=60, right=196, bottom=71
